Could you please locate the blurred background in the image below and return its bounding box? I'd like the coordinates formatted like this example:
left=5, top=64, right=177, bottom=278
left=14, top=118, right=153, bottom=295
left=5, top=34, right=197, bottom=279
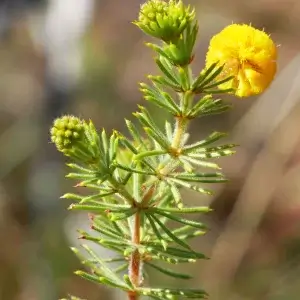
left=1, top=0, right=300, bottom=299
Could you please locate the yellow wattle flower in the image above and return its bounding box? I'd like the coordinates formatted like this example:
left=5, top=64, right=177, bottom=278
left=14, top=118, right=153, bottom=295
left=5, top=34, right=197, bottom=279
left=205, top=24, right=277, bottom=98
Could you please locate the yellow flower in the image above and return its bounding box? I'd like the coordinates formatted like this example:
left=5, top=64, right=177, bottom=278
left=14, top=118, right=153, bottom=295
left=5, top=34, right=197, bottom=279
left=205, top=24, right=277, bottom=97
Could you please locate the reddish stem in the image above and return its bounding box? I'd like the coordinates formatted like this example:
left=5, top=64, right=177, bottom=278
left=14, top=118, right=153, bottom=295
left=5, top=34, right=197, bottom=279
left=128, top=212, right=141, bottom=300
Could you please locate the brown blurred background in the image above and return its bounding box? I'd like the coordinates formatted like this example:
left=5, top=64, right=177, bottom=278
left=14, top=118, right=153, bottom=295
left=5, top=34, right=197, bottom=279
left=1, top=0, right=300, bottom=299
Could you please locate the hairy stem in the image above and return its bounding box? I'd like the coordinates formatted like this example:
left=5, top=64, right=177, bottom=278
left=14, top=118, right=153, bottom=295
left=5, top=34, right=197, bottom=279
left=171, top=115, right=188, bottom=149
left=146, top=69, right=193, bottom=182
left=128, top=212, right=141, bottom=300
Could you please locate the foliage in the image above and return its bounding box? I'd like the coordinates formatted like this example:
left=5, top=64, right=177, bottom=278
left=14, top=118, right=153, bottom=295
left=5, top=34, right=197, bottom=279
left=50, top=1, right=277, bottom=299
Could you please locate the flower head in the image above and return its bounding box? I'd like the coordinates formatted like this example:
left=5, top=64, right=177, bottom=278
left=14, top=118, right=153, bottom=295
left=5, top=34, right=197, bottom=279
left=205, top=24, right=277, bottom=97
left=134, top=0, right=195, bottom=42
left=50, top=115, right=99, bottom=163
left=51, top=116, right=84, bottom=152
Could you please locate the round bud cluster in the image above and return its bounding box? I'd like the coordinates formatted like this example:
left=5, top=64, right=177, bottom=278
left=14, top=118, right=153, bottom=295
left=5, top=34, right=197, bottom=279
left=50, top=115, right=85, bottom=153
left=135, top=0, right=194, bottom=42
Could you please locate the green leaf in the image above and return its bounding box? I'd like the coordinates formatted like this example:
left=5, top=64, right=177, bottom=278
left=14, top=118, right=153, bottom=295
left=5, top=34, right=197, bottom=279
left=187, top=96, right=231, bottom=118
left=93, top=215, right=129, bottom=236
left=197, top=143, right=237, bottom=153
left=109, top=132, right=119, bottom=163
left=74, top=237, right=121, bottom=255
left=98, top=276, right=129, bottom=290
left=171, top=225, right=193, bottom=235
left=155, top=57, right=180, bottom=85
left=100, top=129, right=107, bottom=154
left=134, top=109, right=170, bottom=150
left=102, top=257, right=126, bottom=263
left=189, top=149, right=235, bottom=159
left=146, top=43, right=172, bottom=62
left=144, top=246, right=196, bottom=264
left=66, top=163, right=95, bottom=173
left=146, top=261, right=192, bottom=279
left=133, top=164, right=140, bottom=202
left=140, top=105, right=173, bottom=139
left=115, top=163, right=156, bottom=176
left=71, top=247, right=103, bottom=273
left=89, top=120, right=102, bottom=149
left=74, top=270, right=103, bottom=285
left=200, top=105, right=233, bottom=116
left=167, top=178, right=212, bottom=195
left=125, top=119, right=148, bottom=150
left=151, top=206, right=212, bottom=214
left=78, top=232, right=104, bottom=244
left=149, top=74, right=182, bottom=91
left=74, top=176, right=110, bottom=189
left=141, top=81, right=181, bottom=115
left=144, top=94, right=179, bottom=114
left=66, top=172, right=96, bottom=179
left=141, top=81, right=180, bottom=114
left=192, top=62, right=219, bottom=89
left=60, top=193, right=83, bottom=201
left=181, top=156, right=221, bottom=169
left=146, top=213, right=168, bottom=250
left=91, top=223, right=125, bottom=240
left=168, top=172, right=227, bottom=183
left=138, top=287, right=208, bottom=299
left=150, top=214, right=192, bottom=250
left=206, top=87, right=235, bottom=94
left=108, top=209, right=137, bottom=221
left=175, top=228, right=207, bottom=240
left=123, top=274, right=134, bottom=289
left=158, top=244, right=206, bottom=260
left=203, top=75, right=234, bottom=90
left=171, top=171, right=224, bottom=177
left=86, top=237, right=128, bottom=253
left=186, top=22, right=198, bottom=54
left=183, top=131, right=227, bottom=152
left=165, top=121, right=173, bottom=142
left=79, top=191, right=116, bottom=204
left=169, top=181, right=182, bottom=208
left=187, top=94, right=213, bottom=117
left=152, top=210, right=207, bottom=229
left=160, top=91, right=182, bottom=115
left=119, top=135, right=138, bottom=154
left=69, top=203, right=131, bottom=213
left=194, top=64, right=225, bottom=92
left=144, top=127, right=170, bottom=150
left=121, top=172, right=133, bottom=185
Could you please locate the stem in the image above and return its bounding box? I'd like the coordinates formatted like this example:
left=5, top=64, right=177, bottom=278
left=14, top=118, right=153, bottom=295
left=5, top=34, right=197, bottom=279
left=171, top=115, right=188, bottom=149
left=128, top=212, right=141, bottom=300
left=127, top=66, right=193, bottom=299
left=144, top=71, right=193, bottom=182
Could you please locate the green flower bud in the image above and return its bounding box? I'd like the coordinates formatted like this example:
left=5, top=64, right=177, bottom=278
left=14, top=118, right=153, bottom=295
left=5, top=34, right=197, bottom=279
left=51, top=116, right=83, bottom=150
left=50, top=115, right=100, bottom=163
left=134, top=0, right=195, bottom=42
left=161, top=22, right=198, bottom=66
